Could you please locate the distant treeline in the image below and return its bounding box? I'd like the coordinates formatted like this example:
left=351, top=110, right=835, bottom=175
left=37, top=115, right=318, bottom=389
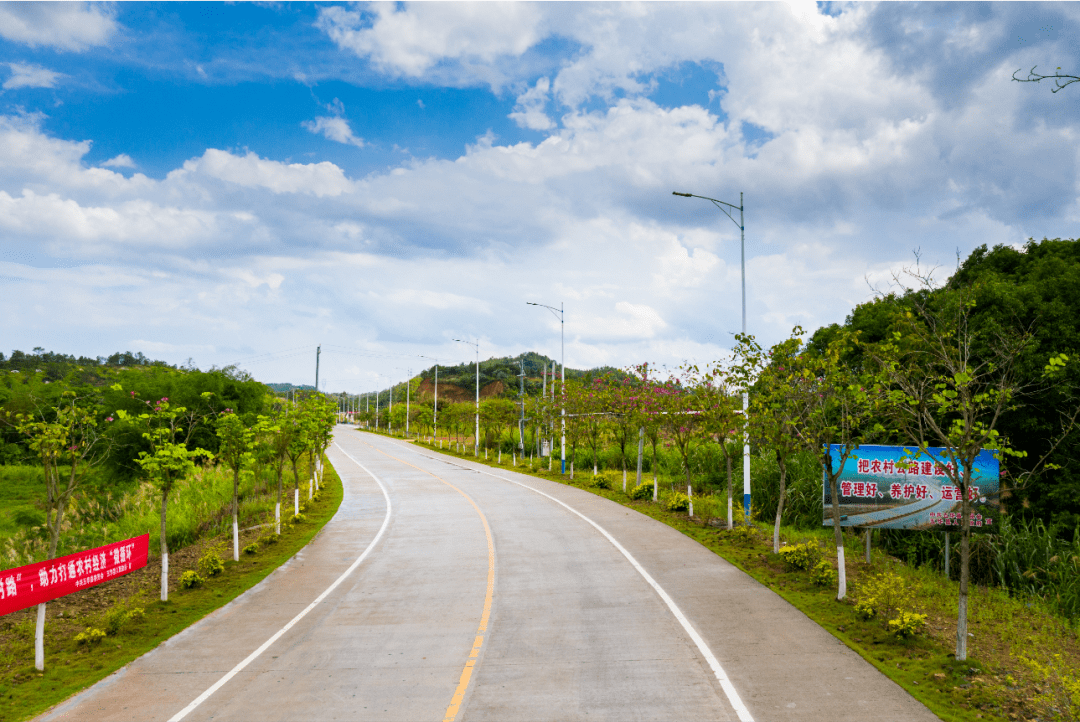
left=0, top=349, right=175, bottom=379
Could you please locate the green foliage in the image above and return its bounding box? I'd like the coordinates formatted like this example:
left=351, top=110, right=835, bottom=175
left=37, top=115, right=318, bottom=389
left=73, top=627, right=106, bottom=646
left=197, top=547, right=225, bottom=578
left=887, top=611, right=928, bottom=639
left=102, top=606, right=144, bottom=636
left=778, top=542, right=822, bottom=571
left=809, top=560, right=835, bottom=586
left=292, top=513, right=306, bottom=523
left=1020, top=653, right=1080, bottom=721
left=243, top=542, right=259, bottom=554
left=180, top=570, right=204, bottom=589
left=665, top=491, right=690, bottom=512
left=590, top=471, right=615, bottom=489
left=630, top=482, right=654, bottom=501
left=855, top=569, right=916, bottom=626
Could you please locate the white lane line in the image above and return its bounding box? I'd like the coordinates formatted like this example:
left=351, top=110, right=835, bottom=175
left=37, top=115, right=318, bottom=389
left=402, top=444, right=755, bottom=722
left=167, top=442, right=391, bottom=722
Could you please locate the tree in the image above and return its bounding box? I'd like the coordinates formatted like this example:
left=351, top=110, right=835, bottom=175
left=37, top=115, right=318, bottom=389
left=118, top=391, right=213, bottom=603
left=579, top=378, right=608, bottom=475
left=629, top=363, right=665, bottom=499
left=604, top=374, right=639, bottom=492
left=694, top=360, right=743, bottom=529
left=657, top=374, right=698, bottom=499
left=734, top=328, right=812, bottom=553
left=9, top=391, right=109, bottom=671
left=871, top=267, right=1077, bottom=661
left=1013, top=66, right=1080, bottom=93
left=798, top=328, right=887, bottom=599
left=215, top=410, right=255, bottom=562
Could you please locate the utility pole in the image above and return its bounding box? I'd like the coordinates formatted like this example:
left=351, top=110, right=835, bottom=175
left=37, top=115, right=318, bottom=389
left=315, top=344, right=321, bottom=392
left=453, top=338, right=480, bottom=456
left=518, top=357, right=526, bottom=451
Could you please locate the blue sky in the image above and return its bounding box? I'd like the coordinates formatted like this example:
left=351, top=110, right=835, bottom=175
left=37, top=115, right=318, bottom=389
left=1, top=2, right=1079, bottom=391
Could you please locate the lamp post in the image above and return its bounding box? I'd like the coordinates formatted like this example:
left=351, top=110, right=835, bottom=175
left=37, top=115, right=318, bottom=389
left=527, top=302, right=565, bottom=474
left=453, top=338, right=480, bottom=456
left=672, top=190, right=751, bottom=520
left=418, top=355, right=439, bottom=442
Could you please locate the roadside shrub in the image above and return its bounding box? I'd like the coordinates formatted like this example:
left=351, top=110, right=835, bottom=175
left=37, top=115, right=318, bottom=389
left=180, top=570, right=204, bottom=589
left=778, top=542, right=822, bottom=572
left=855, top=570, right=916, bottom=626
left=665, top=491, right=690, bottom=512
left=292, top=513, right=306, bottom=523
left=630, top=483, right=653, bottom=501
left=1020, top=653, right=1080, bottom=721
left=197, top=547, right=225, bottom=578
left=888, top=611, right=928, bottom=639
left=810, top=560, right=836, bottom=587
left=591, top=474, right=612, bottom=490
left=103, top=605, right=146, bottom=635
left=243, top=542, right=259, bottom=555
left=258, top=532, right=278, bottom=546
left=74, top=627, right=106, bottom=646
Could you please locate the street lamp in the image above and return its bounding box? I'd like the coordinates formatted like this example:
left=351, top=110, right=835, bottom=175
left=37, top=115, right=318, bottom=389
left=418, top=355, right=439, bottom=442
left=672, top=190, right=751, bottom=520
left=453, top=338, right=480, bottom=456
left=527, top=302, right=565, bottom=474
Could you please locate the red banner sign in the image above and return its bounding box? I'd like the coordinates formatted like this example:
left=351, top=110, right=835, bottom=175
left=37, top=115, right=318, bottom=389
left=0, top=534, right=149, bottom=616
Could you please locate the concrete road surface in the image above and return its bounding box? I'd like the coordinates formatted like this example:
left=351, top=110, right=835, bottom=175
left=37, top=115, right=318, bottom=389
left=37, top=427, right=939, bottom=722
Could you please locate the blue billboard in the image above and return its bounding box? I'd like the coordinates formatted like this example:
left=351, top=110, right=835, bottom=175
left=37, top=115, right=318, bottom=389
left=822, top=444, right=1000, bottom=531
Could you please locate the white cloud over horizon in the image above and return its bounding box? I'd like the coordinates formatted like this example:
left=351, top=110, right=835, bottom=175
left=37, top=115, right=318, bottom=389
left=2, top=2, right=1078, bottom=387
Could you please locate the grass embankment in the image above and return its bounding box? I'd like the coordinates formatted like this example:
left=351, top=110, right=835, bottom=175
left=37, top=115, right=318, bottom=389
left=408, top=432, right=1079, bottom=722
left=0, top=457, right=343, bottom=722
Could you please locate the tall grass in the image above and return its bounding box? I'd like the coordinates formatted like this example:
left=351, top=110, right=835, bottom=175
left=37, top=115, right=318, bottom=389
left=1, top=460, right=311, bottom=569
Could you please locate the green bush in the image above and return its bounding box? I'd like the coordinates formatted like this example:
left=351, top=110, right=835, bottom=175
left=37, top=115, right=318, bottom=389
left=778, top=542, right=822, bottom=571
left=855, top=570, right=916, bottom=626
left=292, top=513, right=306, bottom=523
left=74, top=627, right=106, bottom=646
left=630, top=483, right=654, bottom=501
left=258, top=532, right=278, bottom=545
left=810, top=560, right=836, bottom=586
left=665, top=491, right=690, bottom=512
left=197, top=548, right=225, bottom=578
left=590, top=474, right=612, bottom=490
left=243, top=542, right=259, bottom=555
left=888, top=611, right=928, bottom=638
left=102, top=605, right=146, bottom=635
left=180, top=570, right=204, bottom=589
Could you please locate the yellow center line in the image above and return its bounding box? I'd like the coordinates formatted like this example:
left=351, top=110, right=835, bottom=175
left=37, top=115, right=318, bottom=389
left=360, top=441, right=495, bottom=722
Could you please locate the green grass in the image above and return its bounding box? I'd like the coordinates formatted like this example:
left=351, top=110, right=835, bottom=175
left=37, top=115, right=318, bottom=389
left=0, top=456, right=343, bottom=722
left=411, top=432, right=1080, bottom=722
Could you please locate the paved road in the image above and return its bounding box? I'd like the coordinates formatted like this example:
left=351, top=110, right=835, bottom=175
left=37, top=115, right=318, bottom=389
left=38, top=428, right=939, bottom=722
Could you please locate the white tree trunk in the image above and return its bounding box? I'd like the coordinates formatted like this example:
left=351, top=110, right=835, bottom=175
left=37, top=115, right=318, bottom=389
left=35, top=603, right=45, bottom=671
left=836, top=546, right=847, bottom=599
left=161, top=551, right=169, bottom=602
left=623, top=468, right=627, bottom=493
left=275, top=502, right=280, bottom=535
left=294, top=489, right=299, bottom=516
left=232, top=514, right=239, bottom=562
left=688, top=485, right=693, bottom=517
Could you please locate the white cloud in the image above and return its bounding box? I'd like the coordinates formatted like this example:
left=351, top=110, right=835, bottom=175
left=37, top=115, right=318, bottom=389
left=176, top=149, right=353, bottom=197
left=0, top=2, right=117, bottom=52
left=4, top=62, right=63, bottom=90
left=316, top=2, right=543, bottom=79
left=302, top=116, right=365, bottom=147
left=101, top=154, right=136, bottom=169
left=509, top=77, right=554, bottom=131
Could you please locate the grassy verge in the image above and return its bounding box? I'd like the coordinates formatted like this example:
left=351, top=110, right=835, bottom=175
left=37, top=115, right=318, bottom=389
left=0, top=456, right=343, bottom=722
left=407, top=433, right=1079, bottom=722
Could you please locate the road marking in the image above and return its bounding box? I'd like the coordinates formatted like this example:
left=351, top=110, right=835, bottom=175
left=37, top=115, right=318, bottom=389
left=397, top=440, right=755, bottom=722
left=167, top=441, right=391, bottom=722
left=359, top=441, right=495, bottom=722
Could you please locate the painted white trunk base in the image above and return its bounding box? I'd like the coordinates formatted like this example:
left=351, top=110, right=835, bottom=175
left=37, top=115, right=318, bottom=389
left=232, top=517, right=239, bottom=561
left=294, top=489, right=299, bottom=516
left=836, top=546, right=847, bottom=600
left=35, top=603, right=45, bottom=671
left=688, top=485, right=693, bottom=517
left=161, top=552, right=169, bottom=602
left=275, top=503, right=280, bottom=534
